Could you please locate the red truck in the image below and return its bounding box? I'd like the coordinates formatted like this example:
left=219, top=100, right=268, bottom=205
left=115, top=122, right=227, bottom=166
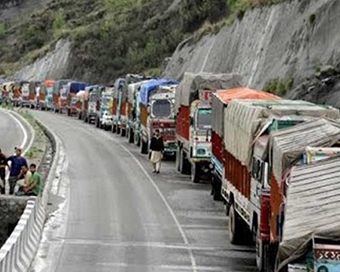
left=175, top=72, right=243, bottom=183
left=221, top=99, right=339, bottom=272
left=210, top=88, right=280, bottom=200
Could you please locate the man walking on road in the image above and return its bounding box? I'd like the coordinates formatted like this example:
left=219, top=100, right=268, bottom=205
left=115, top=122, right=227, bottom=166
left=149, top=129, right=164, bottom=174
left=7, top=147, right=28, bottom=195
left=0, top=148, right=7, bottom=194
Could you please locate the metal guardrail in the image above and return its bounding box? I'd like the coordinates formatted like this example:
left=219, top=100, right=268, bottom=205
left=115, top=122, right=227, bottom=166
left=0, top=116, right=59, bottom=272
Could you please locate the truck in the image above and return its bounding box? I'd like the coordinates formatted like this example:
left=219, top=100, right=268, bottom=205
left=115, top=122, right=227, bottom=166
left=19, top=81, right=31, bottom=107
left=82, top=85, right=98, bottom=123
left=28, top=81, right=41, bottom=109
left=221, top=99, right=339, bottom=272
left=53, top=80, right=71, bottom=113
left=83, top=85, right=106, bottom=124
left=126, top=78, right=154, bottom=144
left=96, top=87, right=114, bottom=130
left=138, top=79, right=178, bottom=155
left=66, top=82, right=88, bottom=116
left=41, top=80, right=55, bottom=110
left=175, top=72, right=243, bottom=183
left=112, top=75, right=149, bottom=137
left=210, top=88, right=280, bottom=200
left=0, top=82, right=15, bottom=105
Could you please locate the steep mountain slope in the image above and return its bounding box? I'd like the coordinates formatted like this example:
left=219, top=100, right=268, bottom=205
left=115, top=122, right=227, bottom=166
left=165, top=0, right=340, bottom=99
left=0, top=0, right=227, bottom=83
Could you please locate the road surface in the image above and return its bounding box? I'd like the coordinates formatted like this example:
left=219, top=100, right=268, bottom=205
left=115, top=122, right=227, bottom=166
left=0, top=110, right=28, bottom=155
left=31, top=111, right=257, bottom=272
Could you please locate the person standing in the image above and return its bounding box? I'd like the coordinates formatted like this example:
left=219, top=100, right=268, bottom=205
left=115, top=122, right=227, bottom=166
left=0, top=148, right=7, bottom=194
left=7, top=147, right=28, bottom=195
left=149, top=129, right=164, bottom=174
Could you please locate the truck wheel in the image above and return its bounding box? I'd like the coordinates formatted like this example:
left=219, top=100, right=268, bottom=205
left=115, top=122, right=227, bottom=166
left=180, top=149, right=189, bottom=174
left=67, top=109, right=71, bottom=116
left=141, top=140, right=148, bottom=154
left=120, top=128, right=126, bottom=137
left=134, top=132, right=140, bottom=146
left=176, top=146, right=181, bottom=172
left=78, top=113, right=82, bottom=120
left=112, top=124, right=116, bottom=133
left=128, top=129, right=134, bottom=143
left=95, top=118, right=99, bottom=128
left=116, top=126, right=121, bottom=135
left=191, top=162, right=200, bottom=183
left=212, top=175, right=222, bottom=201
left=256, top=227, right=265, bottom=272
left=229, top=204, right=243, bottom=245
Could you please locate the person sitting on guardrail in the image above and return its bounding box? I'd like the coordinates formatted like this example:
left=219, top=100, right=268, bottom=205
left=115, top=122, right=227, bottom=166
left=7, top=147, right=28, bottom=195
left=15, top=165, right=32, bottom=196
left=0, top=148, right=7, bottom=194
left=20, top=164, right=42, bottom=196
left=149, top=129, right=164, bottom=174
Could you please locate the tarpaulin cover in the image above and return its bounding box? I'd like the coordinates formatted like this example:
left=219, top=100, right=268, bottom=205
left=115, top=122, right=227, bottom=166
left=67, top=82, right=88, bottom=94
left=276, top=156, right=340, bottom=271
left=53, top=80, right=71, bottom=95
left=175, top=72, right=243, bottom=113
left=223, top=99, right=340, bottom=168
left=127, top=81, right=151, bottom=104
left=212, top=88, right=280, bottom=137
left=140, top=79, right=178, bottom=106
left=270, top=119, right=340, bottom=183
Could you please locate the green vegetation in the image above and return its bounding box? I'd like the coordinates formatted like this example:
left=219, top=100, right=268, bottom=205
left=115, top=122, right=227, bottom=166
left=264, top=78, right=294, bottom=97
left=0, top=0, right=227, bottom=83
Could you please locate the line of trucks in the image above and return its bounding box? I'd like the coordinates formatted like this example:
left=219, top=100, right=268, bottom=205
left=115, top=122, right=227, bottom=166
left=2, top=73, right=340, bottom=272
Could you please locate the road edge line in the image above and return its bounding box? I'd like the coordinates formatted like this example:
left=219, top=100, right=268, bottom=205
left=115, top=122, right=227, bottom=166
left=119, top=144, right=198, bottom=272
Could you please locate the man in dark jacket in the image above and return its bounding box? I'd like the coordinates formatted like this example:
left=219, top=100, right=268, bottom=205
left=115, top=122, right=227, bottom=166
left=0, top=148, right=7, bottom=194
left=149, top=129, right=164, bottom=174
left=7, top=147, right=27, bottom=195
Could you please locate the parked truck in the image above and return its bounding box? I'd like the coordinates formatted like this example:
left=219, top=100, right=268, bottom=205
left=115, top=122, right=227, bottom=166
left=53, top=80, right=71, bottom=113
left=221, top=99, right=339, bottom=272
left=96, top=87, right=114, bottom=130
left=41, top=80, right=55, bottom=110
left=66, top=82, right=88, bottom=116
left=19, top=81, right=31, bottom=107
left=210, top=88, right=280, bottom=200
left=138, top=79, right=178, bottom=155
left=82, top=85, right=98, bottom=123
left=175, top=72, right=242, bottom=183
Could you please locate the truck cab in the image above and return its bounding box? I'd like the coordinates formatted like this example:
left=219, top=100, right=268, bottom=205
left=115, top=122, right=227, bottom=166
left=20, top=82, right=30, bottom=107
left=98, top=89, right=114, bottom=130
left=148, top=86, right=177, bottom=157
left=189, top=101, right=213, bottom=182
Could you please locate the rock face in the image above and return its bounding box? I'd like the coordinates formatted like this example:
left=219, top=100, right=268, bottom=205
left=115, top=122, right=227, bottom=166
left=164, top=0, right=340, bottom=95
left=11, top=39, right=71, bottom=81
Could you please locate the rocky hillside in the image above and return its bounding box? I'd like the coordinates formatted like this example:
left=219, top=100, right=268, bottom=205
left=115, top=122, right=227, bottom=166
left=0, top=0, right=227, bottom=83
left=164, top=0, right=340, bottom=105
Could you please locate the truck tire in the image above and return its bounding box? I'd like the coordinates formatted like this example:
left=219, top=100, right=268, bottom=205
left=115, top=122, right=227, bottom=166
left=67, top=109, right=71, bottom=116
left=95, top=118, right=100, bottom=128
left=120, top=128, right=126, bottom=137
left=180, top=149, right=190, bottom=174
left=176, top=146, right=181, bottom=172
left=78, top=112, right=82, bottom=120
left=141, top=139, right=148, bottom=154
left=128, top=129, right=134, bottom=143
left=112, top=124, right=116, bottom=133
left=212, top=175, right=222, bottom=201
left=229, top=204, right=243, bottom=245
left=191, top=162, right=200, bottom=183
left=116, top=126, right=121, bottom=135
left=134, top=132, right=140, bottom=146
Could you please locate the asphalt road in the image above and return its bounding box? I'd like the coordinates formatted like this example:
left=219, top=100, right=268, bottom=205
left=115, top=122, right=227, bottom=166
left=0, top=110, right=26, bottom=155
left=31, top=111, right=257, bottom=272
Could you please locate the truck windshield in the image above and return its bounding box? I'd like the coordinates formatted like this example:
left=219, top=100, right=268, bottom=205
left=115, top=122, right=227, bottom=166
left=90, top=93, right=98, bottom=102
left=152, top=100, right=171, bottom=118
left=102, top=96, right=111, bottom=106
left=197, top=109, right=212, bottom=130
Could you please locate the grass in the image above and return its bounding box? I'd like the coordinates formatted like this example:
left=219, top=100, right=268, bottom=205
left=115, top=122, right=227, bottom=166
left=263, top=78, right=294, bottom=97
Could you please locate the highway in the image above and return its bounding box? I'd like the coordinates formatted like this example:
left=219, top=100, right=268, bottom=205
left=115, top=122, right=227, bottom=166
left=0, top=110, right=27, bottom=155
left=31, top=111, right=257, bottom=272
